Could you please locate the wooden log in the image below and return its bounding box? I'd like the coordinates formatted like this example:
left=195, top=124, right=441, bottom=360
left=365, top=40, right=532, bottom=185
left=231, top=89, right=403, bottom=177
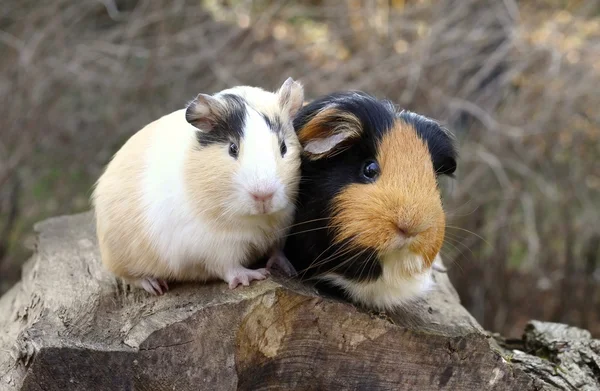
left=0, top=212, right=591, bottom=390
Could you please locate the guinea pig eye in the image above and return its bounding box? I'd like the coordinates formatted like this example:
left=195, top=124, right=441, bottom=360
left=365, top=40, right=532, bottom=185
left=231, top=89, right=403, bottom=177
left=362, top=160, right=380, bottom=182
left=228, top=142, right=239, bottom=159
left=280, top=140, right=287, bottom=157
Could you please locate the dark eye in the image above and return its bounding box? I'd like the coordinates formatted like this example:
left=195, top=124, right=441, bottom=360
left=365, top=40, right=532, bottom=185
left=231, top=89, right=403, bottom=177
left=280, top=140, right=287, bottom=157
left=229, top=142, right=239, bottom=159
left=362, top=160, right=380, bottom=181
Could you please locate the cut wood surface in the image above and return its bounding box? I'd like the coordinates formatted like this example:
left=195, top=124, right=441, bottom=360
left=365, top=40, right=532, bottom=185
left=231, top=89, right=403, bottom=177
left=0, top=212, right=596, bottom=390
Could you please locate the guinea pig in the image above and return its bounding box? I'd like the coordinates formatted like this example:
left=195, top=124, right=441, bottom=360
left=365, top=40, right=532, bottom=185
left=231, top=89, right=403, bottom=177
left=92, top=78, right=304, bottom=295
left=284, top=91, right=457, bottom=310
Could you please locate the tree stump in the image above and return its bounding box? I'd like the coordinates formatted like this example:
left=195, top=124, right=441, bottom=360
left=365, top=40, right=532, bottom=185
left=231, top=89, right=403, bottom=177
left=0, top=212, right=596, bottom=390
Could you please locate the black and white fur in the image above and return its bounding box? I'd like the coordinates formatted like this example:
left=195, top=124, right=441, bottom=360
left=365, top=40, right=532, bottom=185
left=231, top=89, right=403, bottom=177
left=93, top=78, right=304, bottom=294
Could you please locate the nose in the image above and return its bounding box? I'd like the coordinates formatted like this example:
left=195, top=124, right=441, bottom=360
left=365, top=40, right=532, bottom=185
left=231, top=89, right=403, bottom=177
left=396, top=224, right=422, bottom=239
left=396, top=226, right=409, bottom=238
left=251, top=191, right=275, bottom=203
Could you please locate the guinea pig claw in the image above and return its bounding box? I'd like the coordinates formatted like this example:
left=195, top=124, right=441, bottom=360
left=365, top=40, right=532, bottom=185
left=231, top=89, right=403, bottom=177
left=266, top=252, right=298, bottom=277
left=226, top=267, right=269, bottom=289
left=140, top=277, right=169, bottom=295
left=159, top=280, right=169, bottom=291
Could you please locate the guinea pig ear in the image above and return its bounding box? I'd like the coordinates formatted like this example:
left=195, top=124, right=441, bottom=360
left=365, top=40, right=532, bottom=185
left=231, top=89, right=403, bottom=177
left=277, top=77, right=304, bottom=119
left=297, top=107, right=362, bottom=160
left=185, top=93, right=225, bottom=132
left=399, top=111, right=458, bottom=177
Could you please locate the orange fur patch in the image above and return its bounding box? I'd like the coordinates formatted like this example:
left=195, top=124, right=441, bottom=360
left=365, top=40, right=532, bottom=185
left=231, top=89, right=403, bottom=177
left=184, top=143, right=238, bottom=222
left=331, top=119, right=445, bottom=268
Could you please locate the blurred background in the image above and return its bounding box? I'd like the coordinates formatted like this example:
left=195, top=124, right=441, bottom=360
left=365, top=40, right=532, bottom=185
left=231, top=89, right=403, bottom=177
left=0, top=0, right=598, bottom=337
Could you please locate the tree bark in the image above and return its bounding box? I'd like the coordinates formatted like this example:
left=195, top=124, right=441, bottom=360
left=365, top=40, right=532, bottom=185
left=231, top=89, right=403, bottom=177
left=0, top=212, right=596, bottom=390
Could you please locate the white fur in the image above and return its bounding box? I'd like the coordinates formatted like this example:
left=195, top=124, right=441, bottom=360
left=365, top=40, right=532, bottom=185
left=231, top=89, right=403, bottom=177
left=319, top=252, right=438, bottom=310
left=141, top=108, right=294, bottom=279
left=233, top=107, right=287, bottom=216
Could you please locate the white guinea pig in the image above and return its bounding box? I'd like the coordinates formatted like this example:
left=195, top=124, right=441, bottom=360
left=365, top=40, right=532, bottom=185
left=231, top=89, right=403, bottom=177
left=92, top=78, right=304, bottom=294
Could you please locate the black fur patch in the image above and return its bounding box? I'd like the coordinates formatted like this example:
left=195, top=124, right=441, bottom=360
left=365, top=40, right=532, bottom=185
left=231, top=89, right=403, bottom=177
left=260, top=113, right=284, bottom=135
left=294, top=91, right=396, bottom=142
left=398, top=111, right=457, bottom=176
left=194, top=94, right=247, bottom=147
left=286, top=92, right=397, bottom=285
left=286, top=91, right=457, bottom=301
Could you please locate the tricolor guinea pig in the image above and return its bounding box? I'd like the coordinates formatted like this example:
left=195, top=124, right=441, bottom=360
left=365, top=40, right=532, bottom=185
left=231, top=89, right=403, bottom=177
left=284, top=91, right=457, bottom=310
left=93, top=78, right=304, bottom=294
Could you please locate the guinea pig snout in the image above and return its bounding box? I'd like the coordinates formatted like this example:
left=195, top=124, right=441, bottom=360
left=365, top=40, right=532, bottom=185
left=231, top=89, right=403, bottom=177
left=395, top=215, right=428, bottom=238
left=247, top=185, right=279, bottom=214
left=395, top=224, right=419, bottom=239
left=390, top=202, right=439, bottom=246
left=250, top=190, right=275, bottom=202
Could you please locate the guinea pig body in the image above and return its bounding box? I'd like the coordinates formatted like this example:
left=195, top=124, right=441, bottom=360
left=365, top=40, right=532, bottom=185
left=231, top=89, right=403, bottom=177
left=93, top=78, right=304, bottom=294
left=285, top=91, right=457, bottom=310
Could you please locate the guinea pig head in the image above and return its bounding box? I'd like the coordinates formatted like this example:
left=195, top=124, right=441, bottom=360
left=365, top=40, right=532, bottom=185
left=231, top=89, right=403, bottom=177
left=184, top=78, right=304, bottom=219
left=293, top=92, right=456, bottom=307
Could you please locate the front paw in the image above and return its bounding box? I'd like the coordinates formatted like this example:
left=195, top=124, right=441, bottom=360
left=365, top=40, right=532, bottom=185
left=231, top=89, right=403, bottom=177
left=266, top=251, right=298, bottom=277
left=225, top=267, right=270, bottom=289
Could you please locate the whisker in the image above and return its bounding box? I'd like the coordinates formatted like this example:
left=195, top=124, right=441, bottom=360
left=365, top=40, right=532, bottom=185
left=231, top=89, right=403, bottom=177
left=298, top=240, right=344, bottom=280
left=443, top=197, right=476, bottom=215
left=323, top=247, right=367, bottom=275
left=281, top=226, right=336, bottom=239
left=441, top=237, right=473, bottom=266
left=443, top=231, right=470, bottom=242
left=445, top=225, right=490, bottom=246
left=440, top=242, right=466, bottom=272
left=443, top=231, right=471, bottom=246
left=357, top=249, right=378, bottom=281
left=354, top=248, right=375, bottom=281
left=312, top=248, right=369, bottom=279
left=305, top=232, right=375, bottom=277
left=365, top=250, right=378, bottom=280
left=445, top=203, right=481, bottom=219
left=276, top=217, right=333, bottom=232
left=301, top=241, right=357, bottom=275
left=299, top=240, right=363, bottom=280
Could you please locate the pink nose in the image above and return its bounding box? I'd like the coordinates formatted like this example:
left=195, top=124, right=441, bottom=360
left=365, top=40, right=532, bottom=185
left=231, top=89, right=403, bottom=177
left=251, top=191, right=275, bottom=203
left=396, top=225, right=416, bottom=238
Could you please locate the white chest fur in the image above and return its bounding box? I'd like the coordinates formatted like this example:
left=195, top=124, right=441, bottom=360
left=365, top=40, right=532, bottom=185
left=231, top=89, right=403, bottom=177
left=320, top=252, right=437, bottom=310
